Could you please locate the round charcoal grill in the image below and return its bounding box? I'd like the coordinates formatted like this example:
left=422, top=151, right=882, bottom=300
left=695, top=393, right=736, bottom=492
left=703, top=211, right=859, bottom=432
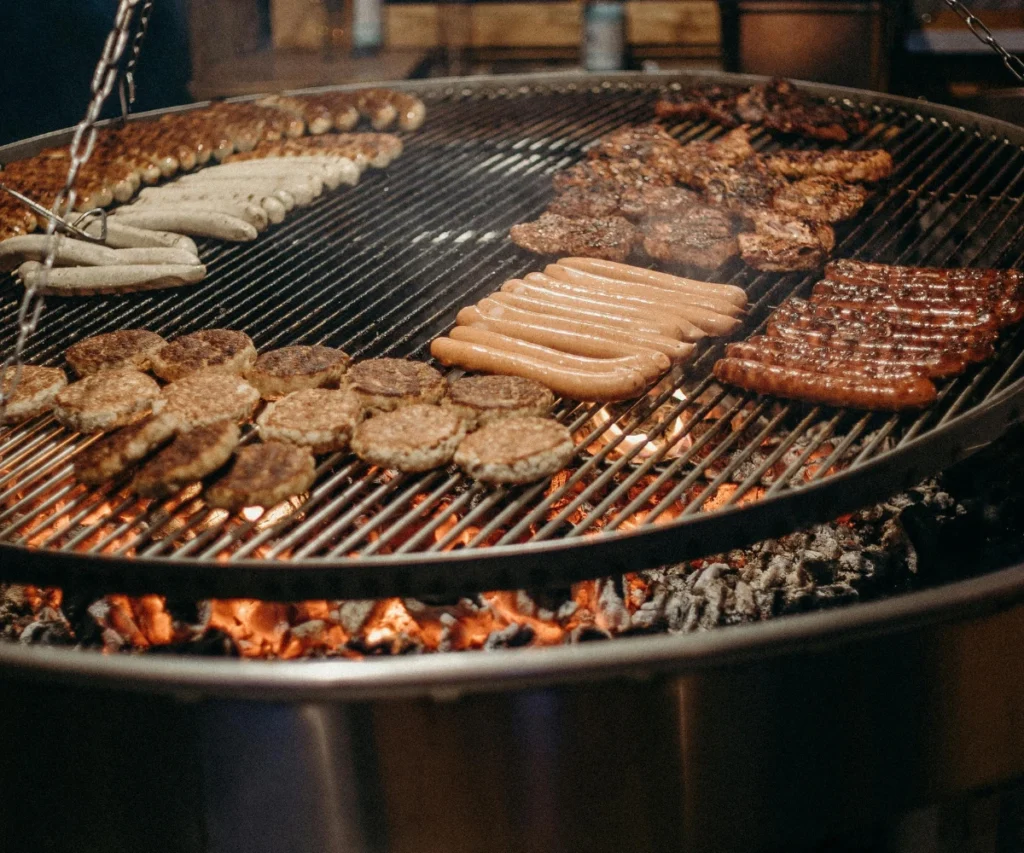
left=3, top=71, right=1024, bottom=600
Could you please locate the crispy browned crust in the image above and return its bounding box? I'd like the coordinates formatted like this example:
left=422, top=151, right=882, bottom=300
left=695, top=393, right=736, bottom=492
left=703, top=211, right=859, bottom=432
left=256, top=388, right=364, bottom=453
left=150, top=329, right=257, bottom=382
left=345, top=358, right=446, bottom=411
left=0, top=365, right=67, bottom=425
left=133, top=421, right=240, bottom=498
left=247, top=345, right=350, bottom=399
left=65, top=330, right=166, bottom=377
left=157, top=371, right=261, bottom=429
left=445, top=375, right=554, bottom=427
left=510, top=213, right=638, bottom=261
left=206, top=441, right=316, bottom=510
left=73, top=414, right=176, bottom=486
left=52, top=368, right=161, bottom=433
left=453, top=416, right=574, bottom=484
left=641, top=207, right=739, bottom=269
left=773, top=176, right=868, bottom=223
left=351, top=404, right=467, bottom=472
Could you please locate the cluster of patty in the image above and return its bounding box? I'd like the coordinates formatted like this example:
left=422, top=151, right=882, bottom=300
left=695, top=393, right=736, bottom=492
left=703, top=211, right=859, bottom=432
left=3, top=330, right=579, bottom=514
left=510, top=122, right=893, bottom=274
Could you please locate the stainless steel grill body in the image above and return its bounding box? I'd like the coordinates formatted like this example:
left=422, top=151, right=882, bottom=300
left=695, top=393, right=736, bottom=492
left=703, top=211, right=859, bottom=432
left=3, top=72, right=1024, bottom=599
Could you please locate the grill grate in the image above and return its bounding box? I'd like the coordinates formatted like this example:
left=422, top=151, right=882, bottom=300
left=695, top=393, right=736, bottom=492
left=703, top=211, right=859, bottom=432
left=3, top=74, right=1024, bottom=600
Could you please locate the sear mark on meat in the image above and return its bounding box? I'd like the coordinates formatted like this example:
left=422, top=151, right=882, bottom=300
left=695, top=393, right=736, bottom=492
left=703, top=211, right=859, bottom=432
left=765, top=148, right=894, bottom=184
left=642, top=205, right=739, bottom=269
left=773, top=176, right=869, bottom=223
left=738, top=210, right=835, bottom=272
left=552, top=158, right=675, bottom=194
left=510, top=212, right=639, bottom=261
left=547, top=184, right=624, bottom=219
left=688, top=158, right=785, bottom=221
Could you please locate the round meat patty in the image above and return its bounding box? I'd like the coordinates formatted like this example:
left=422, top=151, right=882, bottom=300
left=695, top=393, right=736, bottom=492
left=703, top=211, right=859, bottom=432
left=133, top=421, right=241, bottom=499
left=345, top=358, right=446, bottom=412
left=0, top=365, right=67, bottom=425
left=206, top=441, right=317, bottom=510
left=257, top=388, right=363, bottom=453
left=52, top=368, right=161, bottom=433
left=351, top=404, right=467, bottom=472
left=156, top=371, right=260, bottom=430
left=65, top=330, right=166, bottom=377
left=246, top=345, right=351, bottom=400
left=445, top=375, right=554, bottom=429
left=73, top=414, right=176, bottom=486
left=454, top=416, right=574, bottom=484
left=150, top=329, right=257, bottom=382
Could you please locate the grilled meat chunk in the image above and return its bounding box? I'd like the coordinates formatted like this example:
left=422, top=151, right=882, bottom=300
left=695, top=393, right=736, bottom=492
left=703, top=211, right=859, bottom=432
left=619, top=185, right=701, bottom=219
left=765, top=149, right=893, bottom=183
left=655, top=79, right=868, bottom=142
left=549, top=183, right=700, bottom=222
left=586, top=124, right=688, bottom=175
left=547, top=185, right=624, bottom=219
left=552, top=157, right=675, bottom=194
left=510, top=213, right=638, bottom=261
left=738, top=210, right=834, bottom=272
left=673, top=127, right=756, bottom=185
left=642, top=206, right=739, bottom=269
left=773, top=176, right=869, bottom=223
left=689, top=158, right=784, bottom=221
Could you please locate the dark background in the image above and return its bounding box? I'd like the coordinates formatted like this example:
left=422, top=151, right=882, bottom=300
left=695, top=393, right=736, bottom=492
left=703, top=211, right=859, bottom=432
left=0, top=0, right=194, bottom=145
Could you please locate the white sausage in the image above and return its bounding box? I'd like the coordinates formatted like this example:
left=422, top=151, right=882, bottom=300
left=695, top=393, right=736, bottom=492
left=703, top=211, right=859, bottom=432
left=111, top=247, right=203, bottom=266
left=83, top=219, right=199, bottom=255
left=118, top=202, right=268, bottom=231
left=17, top=261, right=207, bottom=295
left=109, top=209, right=258, bottom=242
left=430, top=337, right=648, bottom=402
left=0, top=235, right=123, bottom=271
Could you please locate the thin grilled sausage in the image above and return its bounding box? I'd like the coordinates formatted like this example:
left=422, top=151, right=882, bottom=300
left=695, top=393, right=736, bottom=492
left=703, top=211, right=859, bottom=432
left=713, top=358, right=937, bottom=411
left=826, top=259, right=1019, bottom=289
left=525, top=272, right=738, bottom=337
left=812, top=293, right=1000, bottom=331
left=727, top=336, right=964, bottom=379
left=543, top=263, right=743, bottom=317
left=449, top=327, right=656, bottom=378
left=476, top=298, right=695, bottom=362
left=503, top=280, right=703, bottom=341
left=558, top=257, right=748, bottom=307
left=457, top=306, right=672, bottom=379
left=431, top=338, right=648, bottom=402
left=487, top=291, right=684, bottom=339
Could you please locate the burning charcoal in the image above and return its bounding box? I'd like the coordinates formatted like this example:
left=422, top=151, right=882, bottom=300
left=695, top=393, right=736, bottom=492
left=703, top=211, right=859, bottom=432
left=18, top=618, right=73, bottom=645
left=338, top=600, right=375, bottom=635
left=484, top=623, right=535, bottom=649
left=597, top=580, right=631, bottom=633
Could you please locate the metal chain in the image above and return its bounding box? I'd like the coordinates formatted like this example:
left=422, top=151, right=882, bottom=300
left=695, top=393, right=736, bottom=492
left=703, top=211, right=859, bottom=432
left=942, top=0, right=1024, bottom=83
left=0, top=0, right=150, bottom=421
left=119, top=0, right=155, bottom=121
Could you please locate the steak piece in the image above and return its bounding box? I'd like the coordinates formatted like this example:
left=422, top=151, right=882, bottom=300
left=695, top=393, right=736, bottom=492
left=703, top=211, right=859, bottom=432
left=618, top=185, right=701, bottom=219
left=586, top=124, right=688, bottom=177
left=689, top=158, right=785, bottom=221
left=547, top=185, right=624, bottom=219
left=654, top=83, right=744, bottom=127
left=552, top=157, right=675, bottom=194
left=674, top=127, right=756, bottom=185
left=738, top=210, right=835, bottom=272
left=773, top=176, right=869, bottom=223
left=765, top=149, right=894, bottom=183
left=642, top=206, right=739, bottom=269
left=511, top=213, right=638, bottom=261
left=548, top=183, right=699, bottom=222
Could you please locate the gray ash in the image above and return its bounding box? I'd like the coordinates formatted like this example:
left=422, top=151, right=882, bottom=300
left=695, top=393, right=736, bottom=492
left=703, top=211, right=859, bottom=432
left=2, top=426, right=1022, bottom=658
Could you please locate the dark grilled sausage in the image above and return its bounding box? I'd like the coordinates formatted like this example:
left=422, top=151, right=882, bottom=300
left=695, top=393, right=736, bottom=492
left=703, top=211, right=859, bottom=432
left=713, top=358, right=937, bottom=410
left=811, top=293, right=1001, bottom=331
left=727, top=336, right=965, bottom=379
left=812, top=280, right=1019, bottom=326
left=825, top=259, right=1021, bottom=289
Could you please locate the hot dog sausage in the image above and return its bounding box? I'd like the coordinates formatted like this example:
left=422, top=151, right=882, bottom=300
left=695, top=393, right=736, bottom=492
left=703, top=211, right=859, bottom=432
left=558, top=257, right=748, bottom=307
left=457, top=306, right=672, bottom=379
left=524, top=272, right=738, bottom=337
left=811, top=293, right=1000, bottom=331
left=487, top=291, right=684, bottom=339
left=476, top=298, right=695, bottom=362
left=449, top=327, right=655, bottom=378
left=543, top=263, right=743, bottom=318
left=503, top=280, right=704, bottom=341
left=713, top=358, right=937, bottom=411
left=431, top=338, right=648, bottom=402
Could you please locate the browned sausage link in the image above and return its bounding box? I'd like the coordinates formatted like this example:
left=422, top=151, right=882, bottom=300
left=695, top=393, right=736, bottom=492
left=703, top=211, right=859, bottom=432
left=473, top=299, right=695, bottom=362
left=713, top=358, right=938, bottom=411
left=765, top=321, right=982, bottom=368
left=543, top=263, right=744, bottom=317
left=457, top=306, right=672, bottom=379
left=517, top=275, right=709, bottom=340
left=487, top=291, right=684, bottom=340
left=727, top=336, right=964, bottom=380
left=813, top=280, right=997, bottom=311
left=776, top=298, right=998, bottom=346
left=431, top=338, right=648, bottom=402
left=811, top=293, right=1001, bottom=331
left=557, top=257, right=748, bottom=307
left=503, top=280, right=704, bottom=343
left=768, top=316, right=995, bottom=363
left=825, top=259, right=1018, bottom=289
left=449, top=327, right=656, bottom=378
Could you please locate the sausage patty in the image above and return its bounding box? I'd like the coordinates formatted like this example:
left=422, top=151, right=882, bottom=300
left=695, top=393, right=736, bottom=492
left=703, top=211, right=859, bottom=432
left=345, top=358, right=447, bottom=412
left=65, top=330, right=167, bottom=377
left=257, top=388, right=364, bottom=454
left=150, top=329, right=257, bottom=382
left=454, top=416, right=575, bottom=484
left=351, top=404, right=468, bottom=473
left=445, top=374, right=555, bottom=428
